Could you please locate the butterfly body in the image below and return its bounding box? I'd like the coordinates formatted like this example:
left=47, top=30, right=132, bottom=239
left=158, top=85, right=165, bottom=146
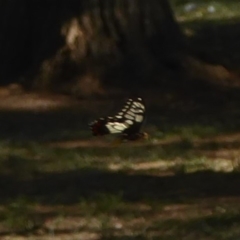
left=89, top=97, right=147, bottom=141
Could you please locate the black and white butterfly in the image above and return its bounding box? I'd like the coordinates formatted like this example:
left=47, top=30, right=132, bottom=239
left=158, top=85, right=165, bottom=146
left=89, top=97, right=148, bottom=141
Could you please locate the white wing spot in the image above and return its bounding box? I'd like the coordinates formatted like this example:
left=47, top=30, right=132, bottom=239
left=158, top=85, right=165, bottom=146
left=114, top=124, right=127, bottom=131
left=127, top=111, right=135, bottom=116
left=131, top=109, right=143, bottom=113
left=106, top=122, right=127, bottom=133
left=134, top=102, right=142, bottom=108
left=106, top=125, right=120, bottom=133
left=126, top=120, right=133, bottom=125
left=135, top=115, right=143, bottom=122
left=125, top=114, right=134, bottom=120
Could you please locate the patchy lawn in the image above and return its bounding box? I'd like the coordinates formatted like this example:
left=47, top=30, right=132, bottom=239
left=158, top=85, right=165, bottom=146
left=0, top=89, right=240, bottom=239
left=1, top=1, right=240, bottom=239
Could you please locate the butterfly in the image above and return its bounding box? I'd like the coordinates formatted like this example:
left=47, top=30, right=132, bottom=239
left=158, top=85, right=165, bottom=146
left=89, top=97, right=148, bottom=141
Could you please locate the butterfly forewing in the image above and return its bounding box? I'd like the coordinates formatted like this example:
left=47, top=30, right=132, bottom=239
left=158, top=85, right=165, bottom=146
left=121, top=98, right=145, bottom=135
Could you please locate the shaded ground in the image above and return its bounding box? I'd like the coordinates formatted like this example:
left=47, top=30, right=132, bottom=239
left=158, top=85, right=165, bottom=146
left=0, top=88, right=240, bottom=239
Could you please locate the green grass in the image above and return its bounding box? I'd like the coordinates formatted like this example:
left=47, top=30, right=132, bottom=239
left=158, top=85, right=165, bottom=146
left=1, top=83, right=240, bottom=240
left=171, top=1, right=240, bottom=22
left=0, top=106, right=240, bottom=238
left=2, top=197, right=41, bottom=233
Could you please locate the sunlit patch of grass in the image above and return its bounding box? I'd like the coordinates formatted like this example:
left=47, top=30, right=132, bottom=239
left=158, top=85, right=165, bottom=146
left=171, top=1, right=240, bottom=22
left=175, top=157, right=239, bottom=174
left=165, top=157, right=206, bottom=175
left=150, top=211, right=240, bottom=240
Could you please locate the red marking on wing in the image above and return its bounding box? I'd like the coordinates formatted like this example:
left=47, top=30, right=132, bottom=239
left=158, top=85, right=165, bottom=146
left=91, top=121, right=101, bottom=136
left=90, top=119, right=108, bottom=136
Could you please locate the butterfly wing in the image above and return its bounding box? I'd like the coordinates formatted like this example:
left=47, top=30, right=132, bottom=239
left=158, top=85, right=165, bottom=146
left=121, top=97, right=145, bottom=135
left=89, top=97, right=145, bottom=136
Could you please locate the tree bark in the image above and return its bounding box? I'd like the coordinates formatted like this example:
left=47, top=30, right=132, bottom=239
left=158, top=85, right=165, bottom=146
left=0, top=0, right=185, bottom=95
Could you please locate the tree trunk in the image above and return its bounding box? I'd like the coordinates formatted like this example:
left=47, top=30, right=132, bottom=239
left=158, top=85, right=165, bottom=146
left=0, top=0, right=185, bottom=95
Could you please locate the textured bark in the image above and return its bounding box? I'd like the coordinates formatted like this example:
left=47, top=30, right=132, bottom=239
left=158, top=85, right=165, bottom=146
left=0, top=0, right=185, bottom=94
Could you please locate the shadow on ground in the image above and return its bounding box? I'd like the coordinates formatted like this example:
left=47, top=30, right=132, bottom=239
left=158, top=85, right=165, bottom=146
left=1, top=165, right=240, bottom=205
left=184, top=17, right=240, bottom=69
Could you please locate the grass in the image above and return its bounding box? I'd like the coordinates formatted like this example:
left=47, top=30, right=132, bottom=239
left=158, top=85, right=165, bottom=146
left=0, top=103, right=240, bottom=239
left=170, top=0, right=240, bottom=69
left=3, top=197, right=41, bottom=233
left=171, top=0, right=240, bottom=22
left=1, top=1, right=240, bottom=239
